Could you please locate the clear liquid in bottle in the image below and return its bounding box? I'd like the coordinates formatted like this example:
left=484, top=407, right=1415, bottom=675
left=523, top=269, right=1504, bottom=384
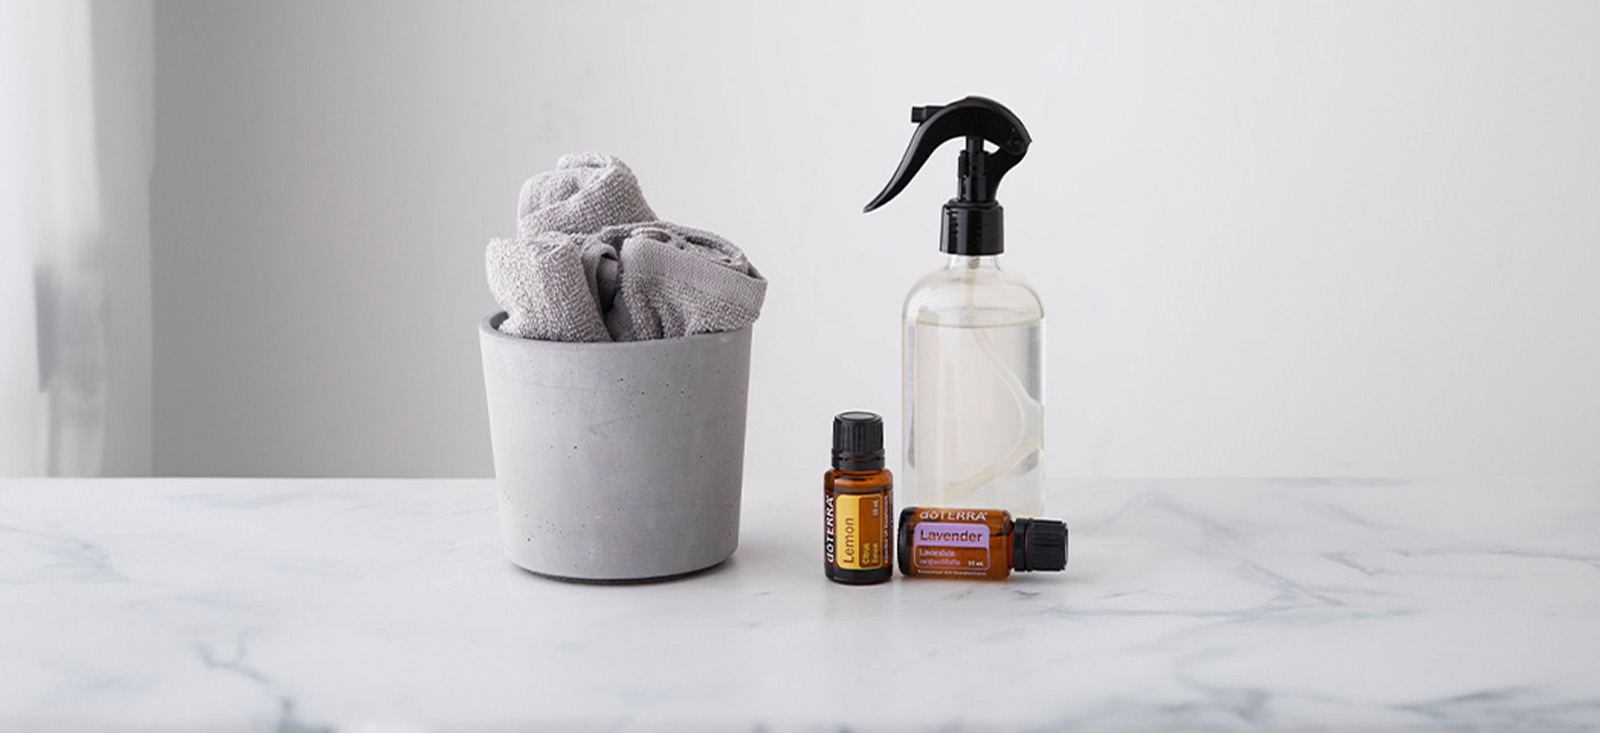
left=902, top=256, right=1045, bottom=517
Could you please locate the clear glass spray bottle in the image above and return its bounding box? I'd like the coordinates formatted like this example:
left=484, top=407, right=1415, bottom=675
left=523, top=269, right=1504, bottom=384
left=865, top=97, right=1045, bottom=517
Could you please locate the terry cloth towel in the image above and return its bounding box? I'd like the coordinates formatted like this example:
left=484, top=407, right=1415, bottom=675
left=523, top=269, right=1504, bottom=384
left=595, top=223, right=765, bottom=342
left=517, top=152, right=656, bottom=238
left=487, top=232, right=614, bottom=343
left=487, top=153, right=766, bottom=342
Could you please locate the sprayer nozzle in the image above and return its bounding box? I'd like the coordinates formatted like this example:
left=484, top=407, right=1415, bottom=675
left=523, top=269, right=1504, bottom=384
left=865, top=96, right=1033, bottom=252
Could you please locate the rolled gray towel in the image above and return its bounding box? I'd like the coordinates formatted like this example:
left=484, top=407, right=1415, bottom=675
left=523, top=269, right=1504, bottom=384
left=597, top=223, right=765, bottom=341
left=486, top=233, right=613, bottom=343
left=489, top=153, right=765, bottom=342
left=517, top=152, right=656, bottom=238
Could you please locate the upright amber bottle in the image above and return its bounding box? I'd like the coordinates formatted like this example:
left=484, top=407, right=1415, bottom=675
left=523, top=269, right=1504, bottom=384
left=897, top=506, right=1067, bottom=579
left=824, top=411, right=893, bottom=584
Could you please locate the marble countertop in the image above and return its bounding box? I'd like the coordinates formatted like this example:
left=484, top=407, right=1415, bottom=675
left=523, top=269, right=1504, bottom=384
left=2, top=477, right=1598, bottom=731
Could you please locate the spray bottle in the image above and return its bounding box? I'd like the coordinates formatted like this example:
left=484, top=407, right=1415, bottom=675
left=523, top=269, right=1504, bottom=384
left=865, top=96, right=1045, bottom=517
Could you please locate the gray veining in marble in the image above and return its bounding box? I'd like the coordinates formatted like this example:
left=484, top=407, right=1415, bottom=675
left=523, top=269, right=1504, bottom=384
left=1, top=477, right=1598, bottom=731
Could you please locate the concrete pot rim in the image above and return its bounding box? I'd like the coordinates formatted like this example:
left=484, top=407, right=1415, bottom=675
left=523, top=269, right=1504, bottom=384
left=480, top=311, right=751, bottom=351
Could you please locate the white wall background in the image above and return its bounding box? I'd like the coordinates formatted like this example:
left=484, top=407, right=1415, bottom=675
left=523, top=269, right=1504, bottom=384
left=150, top=1, right=1600, bottom=479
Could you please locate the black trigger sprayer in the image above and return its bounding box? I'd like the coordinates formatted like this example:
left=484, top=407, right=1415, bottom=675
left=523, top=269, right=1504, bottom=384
left=864, top=96, right=1032, bottom=255
left=862, top=96, right=1049, bottom=518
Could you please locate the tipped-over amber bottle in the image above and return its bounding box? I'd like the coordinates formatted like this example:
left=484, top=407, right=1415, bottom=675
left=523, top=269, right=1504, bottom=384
left=896, top=506, right=1066, bottom=579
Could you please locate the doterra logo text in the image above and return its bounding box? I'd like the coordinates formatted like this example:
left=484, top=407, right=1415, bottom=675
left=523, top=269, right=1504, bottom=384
left=918, top=508, right=988, bottom=523
left=824, top=494, right=836, bottom=563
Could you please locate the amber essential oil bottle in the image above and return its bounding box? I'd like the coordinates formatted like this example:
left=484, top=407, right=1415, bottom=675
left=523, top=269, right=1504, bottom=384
left=897, top=506, right=1067, bottom=579
left=824, top=411, right=893, bottom=584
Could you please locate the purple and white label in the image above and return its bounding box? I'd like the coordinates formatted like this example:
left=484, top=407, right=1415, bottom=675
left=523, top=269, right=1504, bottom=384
left=911, top=522, right=989, bottom=548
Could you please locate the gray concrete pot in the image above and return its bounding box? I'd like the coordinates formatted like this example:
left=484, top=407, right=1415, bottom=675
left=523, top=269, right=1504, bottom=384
left=479, top=312, right=751, bottom=582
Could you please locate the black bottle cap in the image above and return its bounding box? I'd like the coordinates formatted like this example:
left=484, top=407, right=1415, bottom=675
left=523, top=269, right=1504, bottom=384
left=832, top=411, right=885, bottom=471
left=1013, top=517, right=1068, bottom=572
